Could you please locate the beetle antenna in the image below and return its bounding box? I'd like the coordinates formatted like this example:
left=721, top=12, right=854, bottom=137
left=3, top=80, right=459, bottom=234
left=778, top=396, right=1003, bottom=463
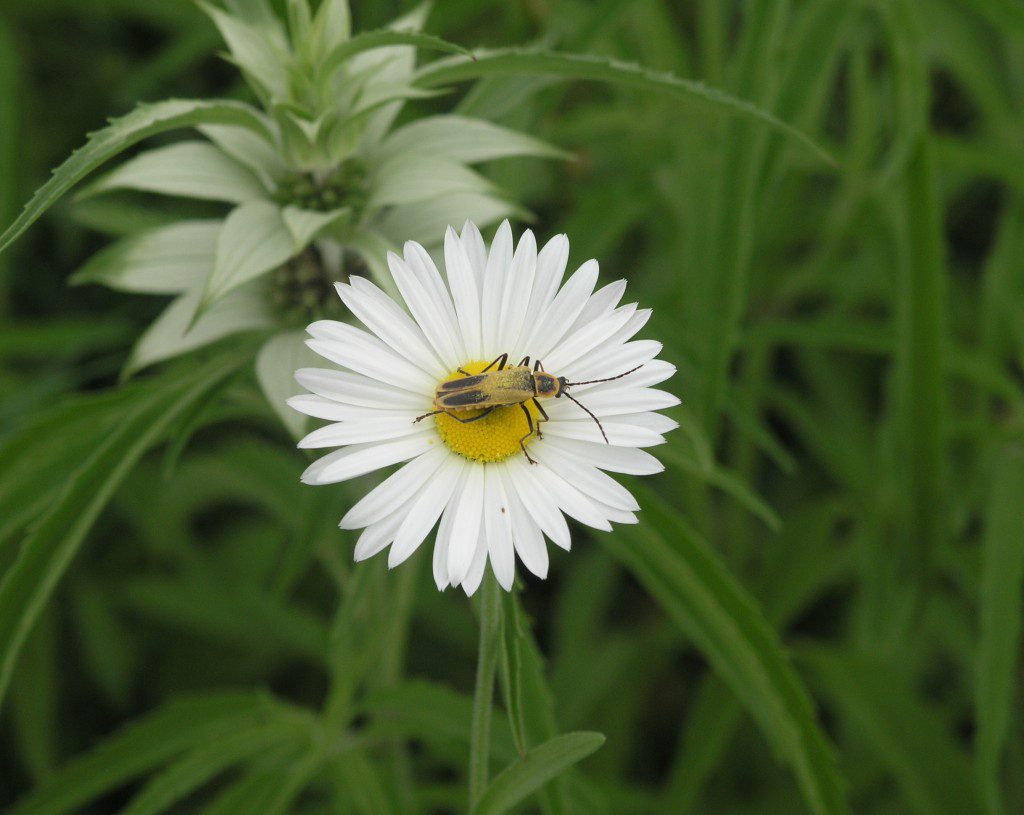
left=562, top=391, right=609, bottom=444
left=565, top=364, right=643, bottom=388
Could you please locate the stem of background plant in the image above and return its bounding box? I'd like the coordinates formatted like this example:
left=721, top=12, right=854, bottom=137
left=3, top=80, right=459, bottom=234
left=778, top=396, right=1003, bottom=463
left=469, top=572, right=501, bottom=809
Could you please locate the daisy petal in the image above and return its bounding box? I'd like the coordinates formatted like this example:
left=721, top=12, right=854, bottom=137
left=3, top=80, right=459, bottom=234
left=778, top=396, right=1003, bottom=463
left=563, top=339, right=662, bottom=390
left=542, top=303, right=637, bottom=372
left=340, top=447, right=448, bottom=529
left=447, top=465, right=484, bottom=584
left=433, top=475, right=465, bottom=590
left=388, top=455, right=463, bottom=568
left=526, top=259, right=600, bottom=360
left=354, top=506, right=409, bottom=561
left=539, top=435, right=664, bottom=475
left=460, top=534, right=490, bottom=597
left=298, top=416, right=425, bottom=449
left=460, top=220, right=488, bottom=288
left=301, top=434, right=435, bottom=485
left=294, top=368, right=431, bottom=410
left=286, top=394, right=410, bottom=422
left=499, top=229, right=537, bottom=356
left=336, top=277, right=444, bottom=376
left=504, top=456, right=572, bottom=550
left=483, top=465, right=515, bottom=590
left=499, top=464, right=549, bottom=579
left=572, top=359, right=676, bottom=395
left=569, top=309, right=653, bottom=378
left=532, top=444, right=640, bottom=512
left=306, top=320, right=436, bottom=392
left=567, top=279, right=626, bottom=335
left=480, top=220, right=513, bottom=352
left=444, top=226, right=483, bottom=359
left=531, top=462, right=613, bottom=532
left=518, top=233, right=569, bottom=348
left=543, top=419, right=665, bottom=447
left=548, top=387, right=680, bottom=419
left=389, top=249, right=463, bottom=368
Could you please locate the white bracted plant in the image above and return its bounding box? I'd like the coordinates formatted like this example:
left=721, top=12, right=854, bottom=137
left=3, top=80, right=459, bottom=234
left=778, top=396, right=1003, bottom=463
left=61, top=0, right=566, bottom=434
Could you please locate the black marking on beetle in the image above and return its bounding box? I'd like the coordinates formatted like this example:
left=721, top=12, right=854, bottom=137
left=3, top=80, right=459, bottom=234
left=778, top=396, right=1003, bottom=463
left=440, top=389, right=490, bottom=407
left=440, top=374, right=486, bottom=390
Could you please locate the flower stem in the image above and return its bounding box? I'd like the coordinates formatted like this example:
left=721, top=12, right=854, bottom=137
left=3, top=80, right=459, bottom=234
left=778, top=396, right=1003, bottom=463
left=469, top=573, right=501, bottom=808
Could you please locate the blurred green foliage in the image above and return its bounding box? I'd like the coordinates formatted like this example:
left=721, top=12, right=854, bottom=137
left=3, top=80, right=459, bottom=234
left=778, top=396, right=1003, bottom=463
left=1, top=1, right=1023, bottom=813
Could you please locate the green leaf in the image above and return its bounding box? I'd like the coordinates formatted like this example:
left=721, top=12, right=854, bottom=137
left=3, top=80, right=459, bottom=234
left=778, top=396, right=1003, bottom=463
left=0, top=385, right=147, bottom=550
left=0, top=99, right=272, bottom=255
left=975, top=445, right=1024, bottom=814
left=334, top=751, right=400, bottom=815
left=800, top=646, right=984, bottom=815
left=373, top=115, right=569, bottom=165
left=199, top=1, right=290, bottom=99
left=118, top=720, right=308, bottom=815
left=376, top=191, right=527, bottom=246
left=281, top=204, right=351, bottom=248
left=80, top=141, right=267, bottom=203
left=0, top=350, right=249, bottom=710
left=892, top=136, right=948, bottom=631
left=202, top=200, right=296, bottom=306
left=363, top=680, right=517, bottom=763
left=658, top=444, right=781, bottom=531
left=8, top=691, right=273, bottom=815
left=324, top=28, right=472, bottom=75
left=70, top=220, right=220, bottom=294
left=202, top=753, right=321, bottom=815
left=608, top=486, right=851, bottom=815
left=310, top=0, right=351, bottom=61
left=413, top=49, right=835, bottom=166
left=199, top=123, right=288, bottom=183
left=471, top=732, right=605, bottom=815
left=368, top=154, right=496, bottom=209
left=124, top=282, right=270, bottom=377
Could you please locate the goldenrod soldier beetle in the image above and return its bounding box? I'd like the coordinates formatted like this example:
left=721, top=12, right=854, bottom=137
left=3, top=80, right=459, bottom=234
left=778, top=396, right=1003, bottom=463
left=413, top=352, right=643, bottom=464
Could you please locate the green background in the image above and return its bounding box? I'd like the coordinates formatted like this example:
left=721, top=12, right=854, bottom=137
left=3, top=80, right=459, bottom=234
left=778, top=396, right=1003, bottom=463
left=1, top=1, right=1023, bottom=813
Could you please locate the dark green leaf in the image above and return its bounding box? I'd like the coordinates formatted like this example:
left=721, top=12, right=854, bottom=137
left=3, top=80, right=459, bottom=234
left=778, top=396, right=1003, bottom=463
left=0, top=99, right=272, bottom=254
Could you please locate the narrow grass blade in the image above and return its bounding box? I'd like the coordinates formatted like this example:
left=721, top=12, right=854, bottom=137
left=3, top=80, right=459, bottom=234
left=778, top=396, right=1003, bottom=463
left=609, top=486, right=851, bottom=815
left=800, top=645, right=984, bottom=815
left=0, top=349, right=249, bottom=709
left=471, top=732, right=605, bottom=815
left=413, top=50, right=835, bottom=166
left=8, top=692, right=275, bottom=815
left=975, top=446, right=1024, bottom=813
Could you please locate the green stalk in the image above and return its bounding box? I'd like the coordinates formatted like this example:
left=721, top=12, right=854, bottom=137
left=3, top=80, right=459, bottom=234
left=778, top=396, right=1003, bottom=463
left=469, top=573, right=501, bottom=809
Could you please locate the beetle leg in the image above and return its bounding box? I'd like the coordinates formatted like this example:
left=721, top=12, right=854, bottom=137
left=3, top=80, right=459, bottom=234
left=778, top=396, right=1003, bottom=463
left=482, top=353, right=508, bottom=372
left=531, top=397, right=549, bottom=438
left=457, top=367, right=471, bottom=376
left=518, top=403, right=538, bottom=464
left=443, top=407, right=495, bottom=424
left=533, top=359, right=545, bottom=372
left=413, top=409, right=444, bottom=423
left=517, top=355, right=530, bottom=367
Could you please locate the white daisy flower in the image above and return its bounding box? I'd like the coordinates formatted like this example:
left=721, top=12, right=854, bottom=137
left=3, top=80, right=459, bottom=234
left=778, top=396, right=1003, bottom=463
left=288, top=221, right=678, bottom=595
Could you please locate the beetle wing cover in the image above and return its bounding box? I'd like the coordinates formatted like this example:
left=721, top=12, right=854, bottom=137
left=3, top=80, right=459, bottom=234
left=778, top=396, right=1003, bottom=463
left=436, top=368, right=534, bottom=410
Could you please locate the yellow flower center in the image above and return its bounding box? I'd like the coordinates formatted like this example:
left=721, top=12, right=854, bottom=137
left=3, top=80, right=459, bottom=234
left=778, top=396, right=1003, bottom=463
left=435, top=360, right=541, bottom=463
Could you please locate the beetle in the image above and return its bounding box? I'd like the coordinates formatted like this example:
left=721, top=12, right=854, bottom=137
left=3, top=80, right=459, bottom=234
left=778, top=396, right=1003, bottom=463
left=413, top=352, right=642, bottom=464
